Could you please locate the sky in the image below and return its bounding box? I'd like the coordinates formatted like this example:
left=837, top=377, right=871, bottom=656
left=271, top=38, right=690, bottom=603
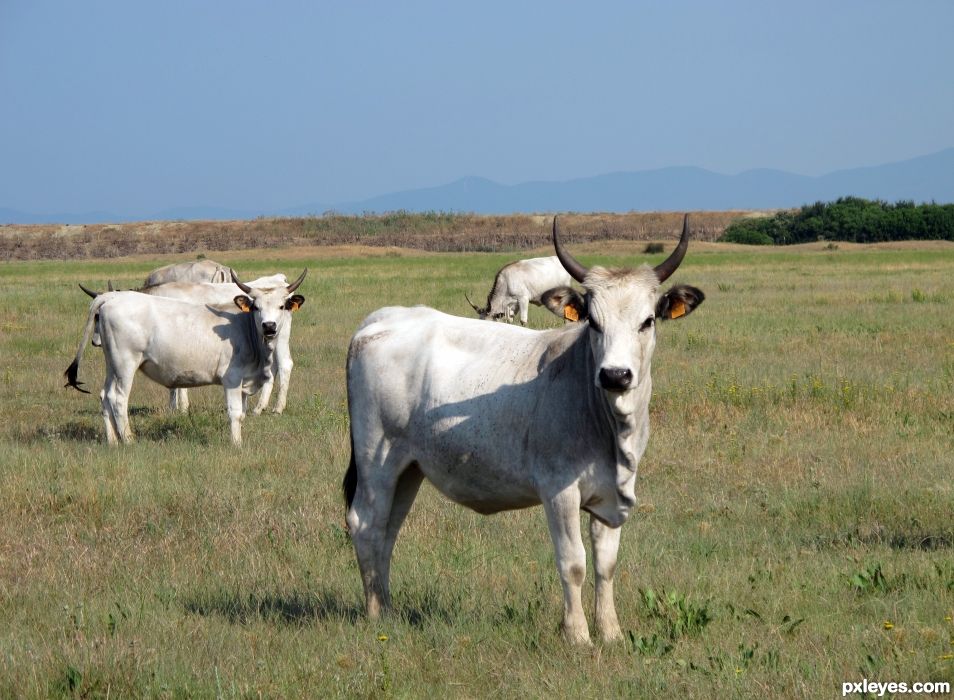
left=2, top=0, right=953, bottom=217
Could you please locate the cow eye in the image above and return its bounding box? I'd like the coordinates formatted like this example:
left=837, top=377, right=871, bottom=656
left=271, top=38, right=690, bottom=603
left=640, top=316, right=654, bottom=332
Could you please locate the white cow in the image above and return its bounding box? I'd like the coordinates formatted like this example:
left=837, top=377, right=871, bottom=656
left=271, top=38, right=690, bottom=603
left=65, top=270, right=307, bottom=445
left=143, top=259, right=231, bottom=287
left=344, top=216, right=704, bottom=643
left=466, top=256, right=572, bottom=325
left=79, top=274, right=300, bottom=414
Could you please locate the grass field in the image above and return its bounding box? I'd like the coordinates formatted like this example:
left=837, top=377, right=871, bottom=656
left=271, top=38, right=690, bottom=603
left=1, top=240, right=952, bottom=697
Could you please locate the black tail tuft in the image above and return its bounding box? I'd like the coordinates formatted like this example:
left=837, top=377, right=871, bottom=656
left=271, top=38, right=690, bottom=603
left=64, top=359, right=91, bottom=394
left=343, top=434, right=357, bottom=512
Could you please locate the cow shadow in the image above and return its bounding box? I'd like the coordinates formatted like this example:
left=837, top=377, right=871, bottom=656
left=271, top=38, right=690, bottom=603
left=181, top=586, right=465, bottom=629
left=182, top=588, right=362, bottom=626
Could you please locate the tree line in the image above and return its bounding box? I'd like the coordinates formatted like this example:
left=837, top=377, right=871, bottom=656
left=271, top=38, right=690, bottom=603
left=720, top=197, right=954, bottom=245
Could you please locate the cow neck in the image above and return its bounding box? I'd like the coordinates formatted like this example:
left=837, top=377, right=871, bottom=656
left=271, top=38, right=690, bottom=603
left=569, top=328, right=644, bottom=474
left=242, top=309, right=271, bottom=370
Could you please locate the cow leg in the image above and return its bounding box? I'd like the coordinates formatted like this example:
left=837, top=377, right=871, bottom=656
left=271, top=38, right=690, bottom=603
left=518, top=297, right=530, bottom=326
left=252, top=354, right=276, bottom=415
left=379, top=464, right=424, bottom=594
left=543, top=488, right=590, bottom=644
left=223, top=385, right=245, bottom=446
left=589, top=516, right=623, bottom=642
left=169, top=388, right=189, bottom=413
left=103, top=367, right=135, bottom=443
left=100, top=374, right=119, bottom=445
left=270, top=347, right=293, bottom=414
left=346, top=445, right=411, bottom=620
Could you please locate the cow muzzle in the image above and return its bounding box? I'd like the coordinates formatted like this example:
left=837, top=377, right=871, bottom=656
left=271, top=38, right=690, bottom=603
left=262, top=321, right=278, bottom=339
left=598, top=367, right=633, bottom=392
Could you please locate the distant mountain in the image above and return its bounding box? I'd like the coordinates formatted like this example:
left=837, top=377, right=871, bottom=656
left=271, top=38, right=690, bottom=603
left=329, top=148, right=954, bottom=214
left=3, top=148, right=952, bottom=225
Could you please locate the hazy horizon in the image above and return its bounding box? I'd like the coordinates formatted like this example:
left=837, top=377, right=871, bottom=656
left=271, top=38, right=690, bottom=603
left=2, top=1, right=953, bottom=218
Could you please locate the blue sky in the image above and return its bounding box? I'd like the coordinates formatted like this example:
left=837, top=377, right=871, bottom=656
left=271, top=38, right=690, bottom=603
left=2, top=0, right=952, bottom=217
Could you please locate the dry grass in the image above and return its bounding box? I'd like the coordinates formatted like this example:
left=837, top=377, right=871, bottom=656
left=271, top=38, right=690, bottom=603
left=0, top=210, right=760, bottom=261
left=0, top=241, right=951, bottom=697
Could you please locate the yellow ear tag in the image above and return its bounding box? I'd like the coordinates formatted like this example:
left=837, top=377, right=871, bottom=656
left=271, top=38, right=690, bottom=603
left=287, top=300, right=300, bottom=312
left=237, top=298, right=252, bottom=313
left=564, top=305, right=579, bottom=322
left=669, top=300, right=687, bottom=319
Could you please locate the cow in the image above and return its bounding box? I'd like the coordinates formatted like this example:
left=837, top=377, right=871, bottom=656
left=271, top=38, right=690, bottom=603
left=143, top=259, right=231, bottom=287
left=343, top=215, right=704, bottom=644
left=64, top=270, right=306, bottom=445
left=78, top=274, right=300, bottom=415
left=465, top=256, right=572, bottom=325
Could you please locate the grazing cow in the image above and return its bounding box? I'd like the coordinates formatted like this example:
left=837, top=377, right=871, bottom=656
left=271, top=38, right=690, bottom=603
left=343, top=216, right=704, bottom=643
left=65, top=270, right=306, bottom=445
left=143, top=259, right=231, bottom=287
left=466, top=256, right=572, bottom=325
left=78, top=274, right=300, bottom=414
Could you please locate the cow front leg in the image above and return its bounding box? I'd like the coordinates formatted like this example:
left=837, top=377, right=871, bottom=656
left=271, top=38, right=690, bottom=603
left=543, top=488, right=590, bottom=644
left=590, top=516, right=623, bottom=642
left=224, top=385, right=246, bottom=446
left=518, top=297, right=530, bottom=325
left=270, top=351, right=293, bottom=414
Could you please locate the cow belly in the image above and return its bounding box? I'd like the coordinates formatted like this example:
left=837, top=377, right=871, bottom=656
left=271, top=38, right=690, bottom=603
left=139, top=360, right=218, bottom=388
left=416, top=450, right=541, bottom=514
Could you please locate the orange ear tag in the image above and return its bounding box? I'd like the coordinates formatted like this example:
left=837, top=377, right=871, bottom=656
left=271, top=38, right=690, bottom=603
left=564, top=305, right=579, bottom=322
left=669, top=300, right=687, bottom=319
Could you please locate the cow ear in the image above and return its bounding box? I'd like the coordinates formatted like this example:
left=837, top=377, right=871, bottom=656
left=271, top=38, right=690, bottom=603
left=285, top=294, right=305, bottom=312
left=234, top=295, right=253, bottom=313
left=656, top=284, right=705, bottom=321
left=542, top=286, right=588, bottom=322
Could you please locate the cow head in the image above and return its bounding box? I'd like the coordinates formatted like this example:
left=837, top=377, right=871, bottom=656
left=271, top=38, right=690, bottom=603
left=544, top=216, right=704, bottom=416
left=232, top=269, right=307, bottom=346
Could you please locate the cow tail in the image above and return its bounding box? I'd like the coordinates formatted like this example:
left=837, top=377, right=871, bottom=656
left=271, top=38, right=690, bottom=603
left=343, top=429, right=358, bottom=513
left=64, top=297, right=105, bottom=394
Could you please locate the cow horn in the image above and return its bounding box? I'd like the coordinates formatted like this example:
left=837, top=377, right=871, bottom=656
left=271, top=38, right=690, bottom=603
left=654, top=214, right=690, bottom=283
left=107, top=280, right=115, bottom=291
left=552, top=216, right=589, bottom=284
left=230, top=269, right=253, bottom=294
left=286, top=268, right=308, bottom=293
left=78, top=283, right=101, bottom=298
left=464, top=293, right=482, bottom=313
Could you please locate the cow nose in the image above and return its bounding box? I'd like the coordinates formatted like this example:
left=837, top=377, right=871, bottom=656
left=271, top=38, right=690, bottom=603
left=599, top=367, right=633, bottom=391
left=262, top=321, right=277, bottom=335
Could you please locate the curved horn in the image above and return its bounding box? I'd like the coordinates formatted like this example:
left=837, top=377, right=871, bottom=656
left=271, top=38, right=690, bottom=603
left=107, top=280, right=115, bottom=291
left=552, top=216, right=589, bottom=284
left=230, top=269, right=253, bottom=294
left=654, top=214, right=691, bottom=283
left=78, top=283, right=101, bottom=299
left=464, top=293, right=481, bottom=313
left=285, top=268, right=308, bottom=293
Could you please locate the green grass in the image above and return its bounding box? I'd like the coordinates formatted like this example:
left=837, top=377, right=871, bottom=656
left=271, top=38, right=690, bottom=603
left=1, top=243, right=952, bottom=697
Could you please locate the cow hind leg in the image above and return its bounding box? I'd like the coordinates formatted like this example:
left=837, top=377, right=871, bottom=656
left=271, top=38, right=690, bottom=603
left=103, top=363, right=136, bottom=443
left=346, top=445, right=412, bottom=620
left=169, top=388, right=189, bottom=413
left=589, top=516, right=623, bottom=642
left=100, top=377, right=119, bottom=445
left=379, top=464, right=424, bottom=609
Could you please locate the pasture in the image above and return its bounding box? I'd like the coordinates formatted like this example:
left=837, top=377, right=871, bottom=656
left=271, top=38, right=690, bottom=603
left=1, top=241, right=952, bottom=697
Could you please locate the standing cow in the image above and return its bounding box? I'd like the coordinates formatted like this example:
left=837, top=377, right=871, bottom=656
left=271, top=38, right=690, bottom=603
left=344, top=216, right=704, bottom=643
left=466, top=256, right=572, bottom=325
left=143, top=259, right=231, bottom=287
left=65, top=270, right=306, bottom=445
left=78, top=274, right=301, bottom=415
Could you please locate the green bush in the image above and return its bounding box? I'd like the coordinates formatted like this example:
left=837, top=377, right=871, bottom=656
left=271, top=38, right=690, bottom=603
left=721, top=198, right=954, bottom=245
left=719, top=220, right=774, bottom=245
